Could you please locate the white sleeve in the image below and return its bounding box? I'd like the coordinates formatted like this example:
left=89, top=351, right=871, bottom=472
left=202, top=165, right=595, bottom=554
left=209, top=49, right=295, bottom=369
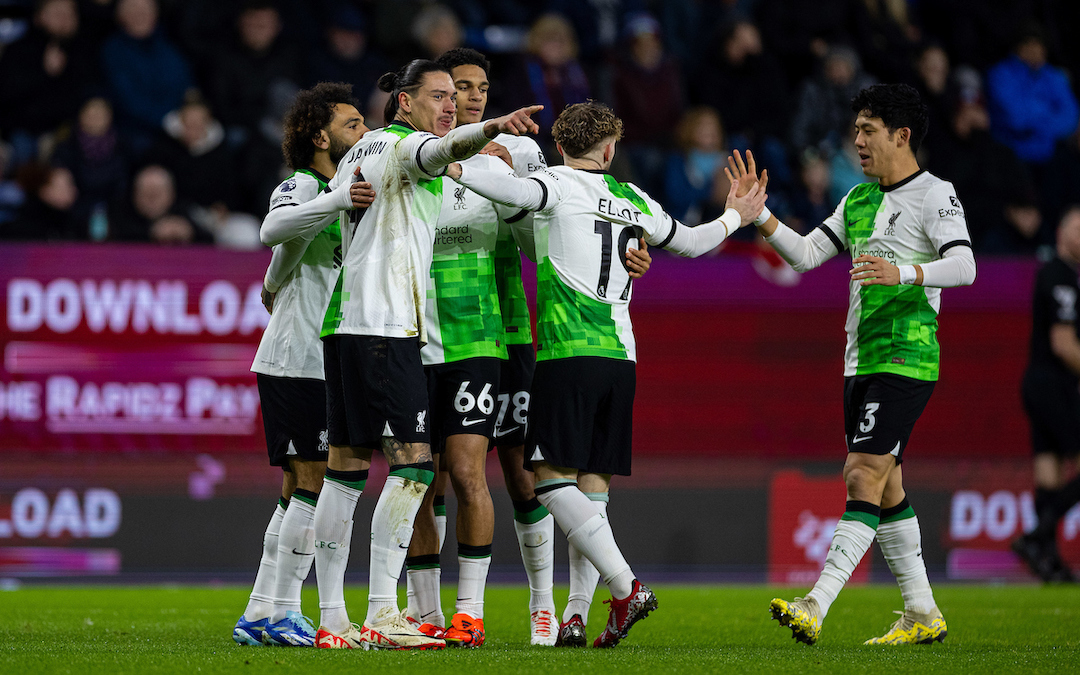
left=764, top=222, right=843, bottom=272
left=908, top=245, right=977, bottom=287
left=921, top=180, right=973, bottom=255
left=260, top=179, right=354, bottom=246
left=648, top=209, right=742, bottom=258
left=454, top=163, right=552, bottom=212
left=495, top=203, right=536, bottom=261
left=507, top=135, right=548, bottom=177
left=263, top=239, right=309, bottom=293
left=406, top=122, right=493, bottom=180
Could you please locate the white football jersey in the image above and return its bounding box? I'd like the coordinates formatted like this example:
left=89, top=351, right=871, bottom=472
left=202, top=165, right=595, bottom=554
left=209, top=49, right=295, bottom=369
left=527, top=166, right=674, bottom=362
left=421, top=152, right=514, bottom=365
left=323, top=123, right=446, bottom=342
left=252, top=169, right=339, bottom=380
left=495, top=133, right=548, bottom=176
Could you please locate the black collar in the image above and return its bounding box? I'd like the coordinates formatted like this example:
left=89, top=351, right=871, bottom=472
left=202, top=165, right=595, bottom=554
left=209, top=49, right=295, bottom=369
left=305, top=167, right=332, bottom=185
left=880, top=169, right=925, bottom=192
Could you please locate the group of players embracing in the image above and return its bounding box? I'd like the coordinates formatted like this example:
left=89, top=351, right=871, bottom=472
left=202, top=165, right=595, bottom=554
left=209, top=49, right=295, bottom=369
left=233, top=44, right=976, bottom=652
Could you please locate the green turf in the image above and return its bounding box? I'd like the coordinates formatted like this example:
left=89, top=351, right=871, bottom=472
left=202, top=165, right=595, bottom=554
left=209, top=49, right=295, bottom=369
left=1, top=583, right=1078, bottom=674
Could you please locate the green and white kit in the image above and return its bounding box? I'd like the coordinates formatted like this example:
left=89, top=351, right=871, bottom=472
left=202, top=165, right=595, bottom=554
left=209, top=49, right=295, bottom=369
left=252, top=169, right=340, bottom=380
left=779, top=171, right=972, bottom=380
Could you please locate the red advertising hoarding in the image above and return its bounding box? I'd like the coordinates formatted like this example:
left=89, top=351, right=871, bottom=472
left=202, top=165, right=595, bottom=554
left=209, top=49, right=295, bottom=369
left=1, top=243, right=269, bottom=454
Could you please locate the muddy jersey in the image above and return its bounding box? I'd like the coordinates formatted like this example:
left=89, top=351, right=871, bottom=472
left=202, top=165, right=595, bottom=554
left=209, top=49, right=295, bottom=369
left=527, top=166, right=676, bottom=362
left=252, top=169, right=340, bottom=379
left=818, top=171, right=971, bottom=380
left=421, top=152, right=513, bottom=365
left=321, top=122, right=444, bottom=342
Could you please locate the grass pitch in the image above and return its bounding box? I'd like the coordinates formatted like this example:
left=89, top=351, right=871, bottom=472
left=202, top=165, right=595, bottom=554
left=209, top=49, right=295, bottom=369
left=2, top=583, right=1078, bottom=674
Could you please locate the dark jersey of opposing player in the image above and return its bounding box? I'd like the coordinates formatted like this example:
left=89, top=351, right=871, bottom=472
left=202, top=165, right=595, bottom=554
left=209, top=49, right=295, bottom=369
left=1026, top=256, right=1080, bottom=382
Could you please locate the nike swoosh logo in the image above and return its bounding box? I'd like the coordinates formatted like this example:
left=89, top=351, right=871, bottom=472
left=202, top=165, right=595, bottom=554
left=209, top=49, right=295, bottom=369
left=494, top=425, right=521, bottom=437
left=851, top=435, right=872, bottom=444
left=292, top=549, right=314, bottom=556
left=461, top=418, right=485, bottom=426
left=398, top=543, right=410, bottom=549
left=523, top=542, right=543, bottom=548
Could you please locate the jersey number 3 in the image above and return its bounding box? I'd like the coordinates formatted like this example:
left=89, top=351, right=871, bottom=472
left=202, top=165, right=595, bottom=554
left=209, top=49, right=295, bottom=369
left=594, top=220, right=643, bottom=301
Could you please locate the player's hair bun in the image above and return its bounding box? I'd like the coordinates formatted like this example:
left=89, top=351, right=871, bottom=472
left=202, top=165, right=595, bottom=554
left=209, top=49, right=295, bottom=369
left=378, top=72, right=399, bottom=92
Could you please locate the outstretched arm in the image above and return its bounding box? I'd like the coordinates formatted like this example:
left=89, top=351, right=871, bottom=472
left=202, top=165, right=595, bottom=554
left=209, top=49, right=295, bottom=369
left=654, top=179, right=768, bottom=258
left=449, top=163, right=548, bottom=211
left=415, top=105, right=544, bottom=177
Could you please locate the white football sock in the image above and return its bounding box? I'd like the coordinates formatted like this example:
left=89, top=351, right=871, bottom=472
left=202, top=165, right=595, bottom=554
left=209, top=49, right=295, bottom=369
left=314, top=479, right=361, bottom=633
left=538, top=485, right=633, bottom=600
left=406, top=567, right=444, bottom=626
left=807, top=517, right=878, bottom=619
left=436, top=514, right=447, bottom=553
left=564, top=500, right=606, bottom=624
left=878, top=516, right=936, bottom=614
left=270, top=496, right=316, bottom=622
left=514, top=514, right=555, bottom=613
left=244, top=502, right=285, bottom=620
left=456, top=554, right=491, bottom=619
left=366, top=474, right=429, bottom=624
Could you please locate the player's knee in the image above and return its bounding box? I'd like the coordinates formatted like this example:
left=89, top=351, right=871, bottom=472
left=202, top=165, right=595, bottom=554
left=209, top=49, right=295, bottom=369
left=843, top=465, right=887, bottom=501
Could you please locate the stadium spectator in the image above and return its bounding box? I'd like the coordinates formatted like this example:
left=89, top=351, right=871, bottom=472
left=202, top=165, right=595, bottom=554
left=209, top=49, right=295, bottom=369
left=100, top=0, right=193, bottom=155
left=611, top=12, right=682, bottom=199
left=109, top=164, right=207, bottom=244
left=663, top=107, right=729, bottom=227
left=0, top=143, right=24, bottom=226
left=0, top=0, right=95, bottom=167
left=912, top=44, right=954, bottom=148
left=307, top=4, right=390, bottom=108
left=851, top=0, right=920, bottom=83
left=790, top=45, right=875, bottom=156
left=209, top=1, right=301, bottom=146
left=784, top=151, right=833, bottom=235
left=917, top=0, right=1037, bottom=71
left=5, top=163, right=79, bottom=241
left=547, top=0, right=643, bottom=62
left=502, top=14, right=590, bottom=156
left=411, top=4, right=463, bottom=60
left=755, top=0, right=855, bottom=88
left=147, top=93, right=238, bottom=212
left=52, top=96, right=131, bottom=232
left=696, top=19, right=792, bottom=193
left=986, top=24, right=1079, bottom=167
left=1043, top=122, right=1080, bottom=231
left=828, top=125, right=872, bottom=205
left=927, top=97, right=1042, bottom=254
left=659, top=0, right=743, bottom=74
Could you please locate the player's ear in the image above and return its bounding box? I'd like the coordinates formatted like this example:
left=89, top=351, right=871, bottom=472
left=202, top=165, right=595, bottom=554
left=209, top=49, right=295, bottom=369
left=398, top=90, right=412, bottom=114
left=897, top=126, right=910, bottom=148
left=313, top=129, right=330, bottom=151
left=555, top=143, right=565, bottom=158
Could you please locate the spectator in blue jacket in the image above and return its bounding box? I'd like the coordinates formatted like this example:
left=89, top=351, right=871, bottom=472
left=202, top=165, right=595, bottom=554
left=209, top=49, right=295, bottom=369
left=986, top=25, right=1079, bottom=166
left=100, top=0, right=193, bottom=154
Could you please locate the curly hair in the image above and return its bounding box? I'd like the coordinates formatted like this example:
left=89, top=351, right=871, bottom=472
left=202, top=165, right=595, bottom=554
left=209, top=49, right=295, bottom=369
left=281, top=82, right=359, bottom=170
left=551, top=101, right=624, bottom=158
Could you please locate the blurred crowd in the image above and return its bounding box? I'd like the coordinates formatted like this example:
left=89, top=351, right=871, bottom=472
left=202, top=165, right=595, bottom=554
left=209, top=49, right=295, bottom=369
left=0, top=0, right=1078, bottom=256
